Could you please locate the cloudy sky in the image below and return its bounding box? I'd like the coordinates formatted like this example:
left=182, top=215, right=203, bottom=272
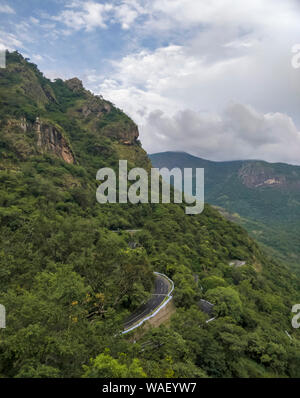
left=1, top=0, right=300, bottom=164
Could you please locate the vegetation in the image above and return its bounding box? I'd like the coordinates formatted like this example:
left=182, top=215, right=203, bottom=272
left=0, top=52, right=299, bottom=378
left=150, top=151, right=300, bottom=274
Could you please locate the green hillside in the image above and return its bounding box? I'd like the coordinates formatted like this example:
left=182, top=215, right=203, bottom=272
left=150, top=151, right=300, bottom=274
left=0, top=52, right=299, bottom=378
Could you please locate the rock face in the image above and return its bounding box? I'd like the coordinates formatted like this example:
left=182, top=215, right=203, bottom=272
left=34, top=118, right=75, bottom=164
left=65, top=77, right=139, bottom=145
left=1, top=52, right=144, bottom=169
left=76, top=97, right=111, bottom=118
left=238, top=163, right=286, bottom=188
left=65, top=77, right=84, bottom=93
left=122, top=125, right=139, bottom=144
left=2, top=118, right=75, bottom=164
left=6, top=117, right=29, bottom=133
left=103, top=124, right=139, bottom=145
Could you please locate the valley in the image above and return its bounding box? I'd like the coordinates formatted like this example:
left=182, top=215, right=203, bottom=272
left=150, top=151, right=300, bottom=274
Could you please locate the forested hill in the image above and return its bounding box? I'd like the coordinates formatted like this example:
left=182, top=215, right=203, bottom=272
left=150, top=151, right=300, bottom=274
left=0, top=51, right=299, bottom=378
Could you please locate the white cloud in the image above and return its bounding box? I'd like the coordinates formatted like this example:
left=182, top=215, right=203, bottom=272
left=2, top=0, right=299, bottom=165
left=141, top=104, right=300, bottom=165
left=113, top=1, right=144, bottom=30
left=85, top=0, right=300, bottom=164
left=0, top=31, right=23, bottom=51
left=53, top=1, right=113, bottom=31
left=31, top=54, right=44, bottom=62
left=29, top=17, right=39, bottom=24
left=52, top=0, right=145, bottom=32
left=0, top=4, right=14, bottom=14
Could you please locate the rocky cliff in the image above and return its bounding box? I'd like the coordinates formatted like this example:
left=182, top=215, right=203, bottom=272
left=34, top=118, right=75, bottom=164
left=1, top=117, right=75, bottom=164
left=238, top=162, right=287, bottom=188
left=0, top=51, right=146, bottom=169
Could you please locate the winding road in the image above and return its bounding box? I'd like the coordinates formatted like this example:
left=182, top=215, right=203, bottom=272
left=123, top=273, right=171, bottom=331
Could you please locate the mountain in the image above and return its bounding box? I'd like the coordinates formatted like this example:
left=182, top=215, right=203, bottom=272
left=150, top=151, right=300, bottom=273
left=0, top=52, right=299, bottom=378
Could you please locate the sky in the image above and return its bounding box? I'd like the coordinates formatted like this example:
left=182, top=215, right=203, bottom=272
left=1, top=0, right=300, bottom=164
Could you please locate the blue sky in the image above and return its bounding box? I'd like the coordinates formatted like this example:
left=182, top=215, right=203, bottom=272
left=0, top=1, right=143, bottom=78
left=1, top=0, right=300, bottom=164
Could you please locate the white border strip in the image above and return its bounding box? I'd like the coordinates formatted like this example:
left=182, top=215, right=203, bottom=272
left=0, top=304, right=6, bottom=328
left=122, top=272, right=174, bottom=334
left=0, top=50, right=6, bottom=69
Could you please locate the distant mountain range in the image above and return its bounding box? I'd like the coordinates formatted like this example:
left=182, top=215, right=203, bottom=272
left=150, top=151, right=300, bottom=273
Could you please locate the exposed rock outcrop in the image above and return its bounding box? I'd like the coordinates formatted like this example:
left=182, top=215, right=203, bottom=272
left=238, top=163, right=286, bottom=188
left=1, top=53, right=146, bottom=170
left=76, top=97, right=111, bottom=118
left=6, top=117, right=29, bottom=133
left=65, top=77, right=85, bottom=93
left=102, top=123, right=139, bottom=145
left=2, top=118, right=33, bottom=159
left=66, top=78, right=139, bottom=145
left=34, top=118, right=75, bottom=164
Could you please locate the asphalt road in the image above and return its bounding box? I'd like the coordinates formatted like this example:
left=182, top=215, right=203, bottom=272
left=123, top=274, right=170, bottom=330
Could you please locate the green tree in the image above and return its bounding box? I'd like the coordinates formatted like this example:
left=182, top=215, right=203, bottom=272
left=206, top=286, right=243, bottom=321
left=82, top=352, right=147, bottom=378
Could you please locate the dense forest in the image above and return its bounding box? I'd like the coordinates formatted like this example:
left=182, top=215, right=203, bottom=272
left=150, top=151, right=300, bottom=274
left=0, top=52, right=299, bottom=378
